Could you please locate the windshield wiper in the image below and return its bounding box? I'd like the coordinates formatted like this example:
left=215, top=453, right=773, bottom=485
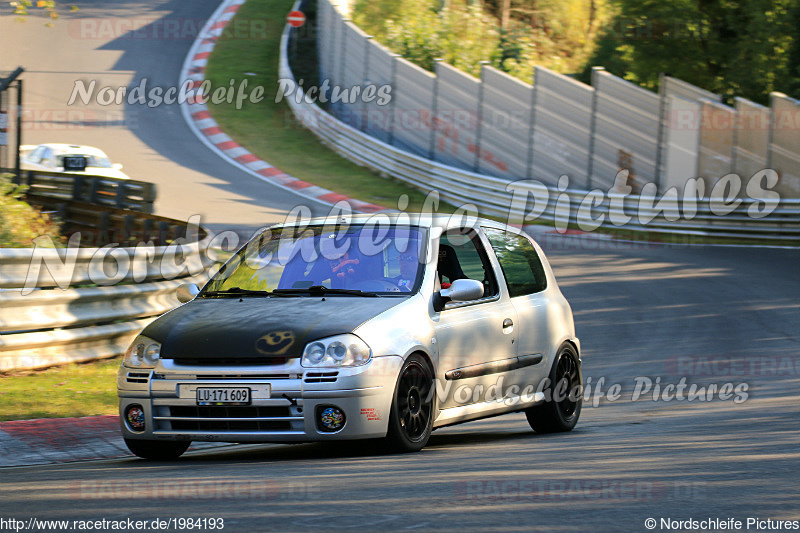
left=202, top=287, right=273, bottom=298
left=272, top=285, right=378, bottom=297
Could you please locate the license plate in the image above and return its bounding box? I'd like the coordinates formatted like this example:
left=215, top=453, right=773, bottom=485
left=196, top=387, right=251, bottom=406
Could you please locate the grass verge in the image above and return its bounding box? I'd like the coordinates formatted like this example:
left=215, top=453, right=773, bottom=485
left=203, top=0, right=462, bottom=213
left=0, top=358, right=120, bottom=422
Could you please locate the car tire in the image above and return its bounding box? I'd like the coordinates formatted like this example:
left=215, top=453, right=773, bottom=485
left=124, top=438, right=191, bottom=460
left=525, top=343, right=582, bottom=434
left=382, top=354, right=435, bottom=453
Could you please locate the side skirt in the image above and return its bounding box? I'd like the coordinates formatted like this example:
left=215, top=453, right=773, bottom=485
left=432, top=391, right=545, bottom=429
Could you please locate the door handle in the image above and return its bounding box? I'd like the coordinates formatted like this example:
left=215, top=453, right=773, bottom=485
left=502, top=318, right=513, bottom=329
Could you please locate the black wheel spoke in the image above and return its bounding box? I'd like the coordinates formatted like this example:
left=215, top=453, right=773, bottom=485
left=395, top=360, right=433, bottom=442
left=526, top=347, right=582, bottom=435
left=553, top=352, right=579, bottom=418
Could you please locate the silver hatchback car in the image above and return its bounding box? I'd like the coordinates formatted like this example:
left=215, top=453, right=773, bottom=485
left=118, top=215, right=582, bottom=459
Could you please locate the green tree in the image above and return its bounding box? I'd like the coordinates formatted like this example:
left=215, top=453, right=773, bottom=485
left=0, top=175, right=65, bottom=248
left=368, top=0, right=501, bottom=77
left=583, top=0, right=798, bottom=103
left=11, top=0, right=78, bottom=26
left=353, top=0, right=613, bottom=78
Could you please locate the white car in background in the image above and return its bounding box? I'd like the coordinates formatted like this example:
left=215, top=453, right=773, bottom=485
left=20, top=143, right=130, bottom=180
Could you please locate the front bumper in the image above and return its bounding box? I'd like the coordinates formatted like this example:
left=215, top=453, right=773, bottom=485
left=118, top=356, right=402, bottom=443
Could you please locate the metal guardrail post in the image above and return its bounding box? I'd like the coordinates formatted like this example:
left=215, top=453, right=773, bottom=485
left=766, top=93, right=776, bottom=169
left=0, top=85, right=4, bottom=173
left=430, top=58, right=442, bottom=160
left=326, top=2, right=337, bottom=87
left=143, top=218, right=154, bottom=242
left=116, top=181, right=128, bottom=208
left=72, top=175, right=84, bottom=201
left=142, top=182, right=156, bottom=213
left=88, top=177, right=99, bottom=204
left=98, top=211, right=110, bottom=237
left=387, top=53, right=400, bottom=146
left=14, top=78, right=22, bottom=180
left=696, top=99, right=707, bottom=182
left=654, top=72, right=667, bottom=192
left=525, top=69, right=538, bottom=180
left=473, top=62, right=488, bottom=173
left=123, top=214, right=134, bottom=243
left=158, top=221, right=170, bottom=244
left=361, top=35, right=372, bottom=133
left=730, top=107, right=740, bottom=176
left=338, top=19, right=348, bottom=114
left=586, top=67, right=602, bottom=189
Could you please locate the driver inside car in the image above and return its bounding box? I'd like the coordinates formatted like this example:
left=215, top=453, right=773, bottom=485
left=391, top=252, right=418, bottom=291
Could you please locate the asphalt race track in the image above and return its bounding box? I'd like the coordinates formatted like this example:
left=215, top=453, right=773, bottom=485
left=2, top=2, right=800, bottom=532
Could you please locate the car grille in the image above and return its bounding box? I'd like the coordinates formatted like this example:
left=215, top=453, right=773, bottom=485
left=172, top=357, right=295, bottom=366
left=126, top=371, right=150, bottom=384
left=304, top=371, right=338, bottom=383
left=154, top=405, right=302, bottom=433
left=153, top=373, right=295, bottom=380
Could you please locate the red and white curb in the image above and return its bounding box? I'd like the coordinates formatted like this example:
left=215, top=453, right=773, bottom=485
left=178, top=0, right=386, bottom=214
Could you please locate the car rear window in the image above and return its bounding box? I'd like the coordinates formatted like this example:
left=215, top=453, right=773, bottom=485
left=483, top=228, right=547, bottom=297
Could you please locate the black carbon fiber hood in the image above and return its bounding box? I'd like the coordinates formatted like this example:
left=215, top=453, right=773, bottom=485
left=143, top=296, right=404, bottom=360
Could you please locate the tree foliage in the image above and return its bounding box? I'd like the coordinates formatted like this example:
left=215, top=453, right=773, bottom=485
left=357, top=0, right=501, bottom=77
left=353, top=0, right=797, bottom=103
left=10, top=1, right=78, bottom=26
left=352, top=0, right=612, bottom=80
left=0, top=175, right=65, bottom=248
left=583, top=0, right=799, bottom=103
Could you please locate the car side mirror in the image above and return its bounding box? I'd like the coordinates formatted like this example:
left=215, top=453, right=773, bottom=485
left=433, top=279, right=484, bottom=312
left=176, top=282, right=200, bottom=303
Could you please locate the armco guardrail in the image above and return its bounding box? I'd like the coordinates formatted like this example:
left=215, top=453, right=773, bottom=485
left=279, top=6, right=800, bottom=243
left=0, top=240, right=210, bottom=372
left=3, top=168, right=177, bottom=246
left=8, top=168, right=156, bottom=213
left=28, top=194, right=199, bottom=247
left=1, top=168, right=211, bottom=372
left=0, top=238, right=207, bottom=290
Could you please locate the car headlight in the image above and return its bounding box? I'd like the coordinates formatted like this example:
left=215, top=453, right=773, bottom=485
left=124, top=335, right=161, bottom=368
left=301, top=334, right=372, bottom=368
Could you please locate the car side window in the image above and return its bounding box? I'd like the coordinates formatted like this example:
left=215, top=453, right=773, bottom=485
left=438, top=230, right=499, bottom=299
left=28, top=146, right=45, bottom=163
left=483, top=228, right=547, bottom=297
left=41, top=148, right=55, bottom=167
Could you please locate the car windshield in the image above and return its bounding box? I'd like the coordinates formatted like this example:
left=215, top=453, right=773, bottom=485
left=57, top=154, right=113, bottom=168
left=202, top=224, right=426, bottom=297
